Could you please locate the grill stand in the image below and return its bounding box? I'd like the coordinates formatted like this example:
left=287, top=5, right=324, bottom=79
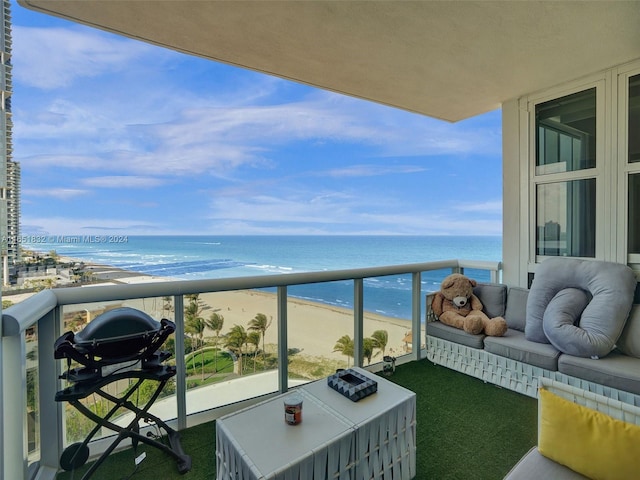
left=55, top=366, right=191, bottom=479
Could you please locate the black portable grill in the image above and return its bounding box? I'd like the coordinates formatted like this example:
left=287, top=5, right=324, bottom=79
left=54, top=307, right=191, bottom=478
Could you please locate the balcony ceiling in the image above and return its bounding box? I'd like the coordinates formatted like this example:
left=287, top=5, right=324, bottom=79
left=18, top=0, right=640, bottom=122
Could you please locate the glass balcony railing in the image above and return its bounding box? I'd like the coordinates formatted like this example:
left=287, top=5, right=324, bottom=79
left=1, top=258, right=501, bottom=480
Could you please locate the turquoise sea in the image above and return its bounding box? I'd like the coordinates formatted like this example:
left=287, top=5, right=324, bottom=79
left=25, top=235, right=501, bottom=320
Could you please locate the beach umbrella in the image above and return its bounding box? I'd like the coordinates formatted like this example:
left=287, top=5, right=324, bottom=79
left=402, top=332, right=412, bottom=351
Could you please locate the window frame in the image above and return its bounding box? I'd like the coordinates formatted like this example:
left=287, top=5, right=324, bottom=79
left=527, top=78, right=606, bottom=265
left=618, top=64, right=640, bottom=267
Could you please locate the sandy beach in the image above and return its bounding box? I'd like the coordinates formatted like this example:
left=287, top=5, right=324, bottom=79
left=190, top=289, right=416, bottom=361
left=9, top=256, right=421, bottom=364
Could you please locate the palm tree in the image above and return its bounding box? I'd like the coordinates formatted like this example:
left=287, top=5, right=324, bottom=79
left=186, top=316, right=206, bottom=379
left=205, top=312, right=225, bottom=372
left=363, top=337, right=375, bottom=365
left=225, top=325, right=248, bottom=375
left=184, top=295, right=205, bottom=377
left=370, top=330, right=389, bottom=358
left=65, top=312, right=86, bottom=332
left=248, top=313, right=272, bottom=369
left=162, top=296, right=174, bottom=318
left=185, top=293, right=200, bottom=305
left=247, top=331, right=261, bottom=373
left=333, top=334, right=354, bottom=368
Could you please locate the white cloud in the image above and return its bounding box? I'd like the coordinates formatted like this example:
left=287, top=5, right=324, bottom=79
left=360, top=212, right=502, bottom=235
left=13, top=22, right=503, bottom=236
left=22, top=188, right=89, bottom=199
left=19, top=154, right=105, bottom=169
left=235, top=182, right=500, bottom=234
left=203, top=221, right=335, bottom=236
left=323, top=164, right=427, bottom=178
left=12, top=26, right=156, bottom=89
left=20, top=216, right=169, bottom=236
left=453, top=201, right=503, bottom=214
left=207, top=192, right=357, bottom=225
left=15, top=70, right=501, bottom=179
left=81, top=176, right=167, bottom=188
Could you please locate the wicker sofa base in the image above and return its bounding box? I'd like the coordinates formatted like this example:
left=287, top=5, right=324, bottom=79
left=426, top=335, right=640, bottom=407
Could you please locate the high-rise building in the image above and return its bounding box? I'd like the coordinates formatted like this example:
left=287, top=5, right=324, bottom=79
left=0, top=0, right=19, bottom=286
left=7, top=160, right=20, bottom=264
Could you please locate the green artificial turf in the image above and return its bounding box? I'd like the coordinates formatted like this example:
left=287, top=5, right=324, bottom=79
left=56, top=360, right=537, bottom=480
left=386, top=360, right=538, bottom=480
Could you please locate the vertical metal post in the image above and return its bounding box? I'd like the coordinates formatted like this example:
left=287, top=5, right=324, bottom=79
left=412, top=272, right=422, bottom=361
left=173, top=295, right=187, bottom=430
left=2, top=332, right=27, bottom=480
left=37, top=308, right=62, bottom=473
left=277, top=286, right=288, bottom=393
left=353, top=279, right=364, bottom=368
left=490, top=263, right=502, bottom=284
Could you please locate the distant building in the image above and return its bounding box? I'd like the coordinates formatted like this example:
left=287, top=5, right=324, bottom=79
left=0, top=0, right=19, bottom=286
left=7, top=160, right=20, bottom=265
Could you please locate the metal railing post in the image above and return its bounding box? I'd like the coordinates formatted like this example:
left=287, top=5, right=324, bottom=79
left=277, top=286, right=288, bottom=392
left=37, top=307, right=62, bottom=473
left=411, top=272, right=422, bottom=361
left=2, top=332, right=27, bottom=480
left=490, top=265, right=501, bottom=283
left=173, top=295, right=187, bottom=430
left=353, top=279, right=364, bottom=368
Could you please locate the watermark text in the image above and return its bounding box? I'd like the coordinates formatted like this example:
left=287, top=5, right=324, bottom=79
left=14, top=235, right=129, bottom=244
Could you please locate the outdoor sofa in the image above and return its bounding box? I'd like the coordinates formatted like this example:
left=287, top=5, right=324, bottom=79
left=425, top=258, right=640, bottom=406
left=503, top=377, right=640, bottom=480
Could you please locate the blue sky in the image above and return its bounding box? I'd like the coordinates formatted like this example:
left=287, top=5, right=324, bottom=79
left=12, top=1, right=503, bottom=237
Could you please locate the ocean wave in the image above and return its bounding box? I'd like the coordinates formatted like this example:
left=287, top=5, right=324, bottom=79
left=124, top=259, right=250, bottom=277
left=245, top=264, right=295, bottom=274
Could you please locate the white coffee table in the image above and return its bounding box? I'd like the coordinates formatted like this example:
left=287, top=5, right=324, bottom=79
left=216, top=368, right=416, bottom=480
left=300, top=369, right=416, bottom=480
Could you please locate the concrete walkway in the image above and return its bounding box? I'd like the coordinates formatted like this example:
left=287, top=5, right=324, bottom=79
left=117, top=370, right=309, bottom=426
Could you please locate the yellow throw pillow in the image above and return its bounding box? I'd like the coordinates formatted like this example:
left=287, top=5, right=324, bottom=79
left=538, top=388, right=640, bottom=480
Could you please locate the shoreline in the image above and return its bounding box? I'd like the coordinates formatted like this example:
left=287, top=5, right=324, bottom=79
left=10, top=256, right=421, bottom=361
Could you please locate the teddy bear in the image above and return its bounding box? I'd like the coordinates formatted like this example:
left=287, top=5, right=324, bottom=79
left=431, top=273, right=507, bottom=336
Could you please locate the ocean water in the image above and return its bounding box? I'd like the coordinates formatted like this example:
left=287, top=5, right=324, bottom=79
left=25, top=235, right=501, bottom=320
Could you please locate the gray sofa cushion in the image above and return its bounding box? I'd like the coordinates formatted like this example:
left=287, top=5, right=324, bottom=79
left=505, top=287, right=528, bottom=332
left=473, top=282, right=507, bottom=318
left=503, top=447, right=589, bottom=480
left=558, top=349, right=640, bottom=396
left=617, top=304, right=640, bottom=358
left=525, top=258, right=637, bottom=358
left=484, top=328, right=560, bottom=371
left=542, top=288, right=592, bottom=357
left=426, top=321, right=485, bottom=349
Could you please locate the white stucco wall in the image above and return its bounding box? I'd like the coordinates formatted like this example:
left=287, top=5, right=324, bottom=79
left=501, top=98, right=527, bottom=288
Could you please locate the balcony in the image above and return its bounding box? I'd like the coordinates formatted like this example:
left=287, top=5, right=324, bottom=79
left=1, top=258, right=502, bottom=480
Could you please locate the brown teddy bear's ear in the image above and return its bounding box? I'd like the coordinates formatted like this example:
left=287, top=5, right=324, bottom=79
left=469, top=278, right=478, bottom=287
left=442, top=277, right=455, bottom=289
